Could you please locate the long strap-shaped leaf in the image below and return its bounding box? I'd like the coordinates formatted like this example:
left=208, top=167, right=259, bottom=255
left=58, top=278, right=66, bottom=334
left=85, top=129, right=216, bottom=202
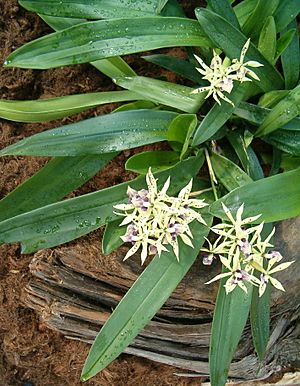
left=115, top=76, right=206, bottom=114
left=4, top=17, right=212, bottom=69
left=210, top=168, right=300, bottom=223
left=0, top=90, right=141, bottom=122
left=195, top=8, right=283, bottom=92
left=0, top=153, right=116, bottom=222
left=209, top=279, right=252, bottom=386
left=0, top=110, right=176, bottom=156
left=39, top=14, right=137, bottom=78
left=20, top=0, right=169, bottom=19
left=0, top=154, right=204, bottom=252
left=81, top=215, right=211, bottom=381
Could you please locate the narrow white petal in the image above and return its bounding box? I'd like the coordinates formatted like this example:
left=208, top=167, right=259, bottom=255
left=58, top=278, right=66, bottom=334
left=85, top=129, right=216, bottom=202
left=205, top=272, right=232, bottom=285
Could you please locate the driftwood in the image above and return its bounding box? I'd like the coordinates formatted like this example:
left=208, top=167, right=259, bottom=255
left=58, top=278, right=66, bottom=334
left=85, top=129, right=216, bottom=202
left=22, top=217, right=300, bottom=381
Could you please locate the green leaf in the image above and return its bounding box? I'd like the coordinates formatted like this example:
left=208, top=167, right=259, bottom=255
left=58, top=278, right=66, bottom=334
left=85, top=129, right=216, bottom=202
left=0, top=153, right=116, bottom=222
left=0, top=109, right=177, bottom=156
left=81, top=215, right=211, bottom=381
left=160, top=0, right=185, bottom=17
left=281, top=20, right=300, bottom=90
left=242, top=0, right=279, bottom=39
left=226, top=131, right=264, bottom=181
left=233, top=0, right=256, bottom=27
left=195, top=8, right=284, bottom=92
left=39, top=13, right=137, bottom=78
left=250, top=223, right=272, bottom=361
left=258, top=16, right=276, bottom=62
left=265, top=130, right=300, bottom=157
left=115, top=76, right=206, bottom=114
left=125, top=151, right=180, bottom=174
left=91, top=57, right=137, bottom=78
left=258, top=90, right=289, bottom=108
left=256, top=84, right=300, bottom=137
left=207, top=0, right=240, bottom=29
left=20, top=0, right=169, bottom=18
left=280, top=154, right=300, bottom=171
left=209, top=278, right=252, bottom=386
left=0, top=91, right=141, bottom=122
left=39, top=13, right=86, bottom=30
left=167, top=114, right=197, bottom=157
left=210, top=168, right=300, bottom=223
left=274, top=28, right=296, bottom=64
left=0, top=154, right=204, bottom=252
left=113, top=100, right=157, bottom=112
left=234, top=101, right=300, bottom=131
left=210, top=152, right=253, bottom=191
left=102, top=220, right=124, bottom=255
left=142, top=54, right=204, bottom=84
left=192, top=84, right=247, bottom=146
left=274, top=0, right=300, bottom=32
left=5, top=17, right=212, bottom=69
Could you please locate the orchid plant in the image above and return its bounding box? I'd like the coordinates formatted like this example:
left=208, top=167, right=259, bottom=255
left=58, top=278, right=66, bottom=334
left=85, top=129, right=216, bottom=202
left=0, top=1, right=299, bottom=386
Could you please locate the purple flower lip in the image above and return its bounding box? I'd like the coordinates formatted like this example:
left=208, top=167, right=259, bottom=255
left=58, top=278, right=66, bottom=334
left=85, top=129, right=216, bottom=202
left=202, top=254, right=214, bottom=266
left=260, top=273, right=269, bottom=284
left=128, top=188, right=150, bottom=210
left=265, top=250, right=282, bottom=261
left=148, top=245, right=157, bottom=255
left=234, top=269, right=250, bottom=282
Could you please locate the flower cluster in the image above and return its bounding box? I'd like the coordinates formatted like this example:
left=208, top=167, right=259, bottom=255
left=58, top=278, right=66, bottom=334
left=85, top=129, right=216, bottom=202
left=202, top=203, right=294, bottom=297
left=191, top=39, right=263, bottom=106
left=114, top=169, right=207, bottom=264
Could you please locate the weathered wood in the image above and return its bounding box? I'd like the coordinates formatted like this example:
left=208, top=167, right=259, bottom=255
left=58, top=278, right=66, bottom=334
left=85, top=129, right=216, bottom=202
left=22, top=218, right=300, bottom=380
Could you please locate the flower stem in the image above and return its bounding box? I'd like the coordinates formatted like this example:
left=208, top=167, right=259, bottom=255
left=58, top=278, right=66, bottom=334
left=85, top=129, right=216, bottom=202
left=205, top=148, right=218, bottom=201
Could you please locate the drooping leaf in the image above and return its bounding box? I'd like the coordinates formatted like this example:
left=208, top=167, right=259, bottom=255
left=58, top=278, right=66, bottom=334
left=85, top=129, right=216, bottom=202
left=0, top=110, right=177, bottom=156
left=0, top=154, right=204, bottom=252
left=194, top=8, right=284, bottom=92
left=20, top=0, right=169, bottom=18
left=40, top=14, right=137, bottom=78
left=210, top=168, right=300, bottom=222
left=5, top=17, right=212, bottom=69
left=125, top=151, right=180, bottom=174
left=0, top=91, right=141, bottom=122
left=0, top=153, right=116, bottom=222
left=281, top=20, right=300, bottom=90
left=274, top=0, right=300, bottom=32
left=242, top=0, right=279, bottom=39
left=114, top=76, right=206, bottom=114
left=209, top=277, right=252, bottom=386
left=81, top=215, right=212, bottom=381
left=143, top=54, right=204, bottom=84
left=192, top=84, right=247, bottom=146
left=210, top=152, right=253, bottom=191
left=256, top=84, right=300, bottom=137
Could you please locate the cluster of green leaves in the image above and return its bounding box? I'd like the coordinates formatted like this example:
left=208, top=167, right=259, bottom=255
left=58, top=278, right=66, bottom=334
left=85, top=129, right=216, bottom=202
left=0, top=0, right=299, bottom=385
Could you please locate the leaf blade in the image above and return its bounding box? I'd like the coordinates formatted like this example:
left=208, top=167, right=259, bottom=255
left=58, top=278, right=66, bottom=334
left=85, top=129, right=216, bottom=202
left=210, top=168, right=300, bottom=223
left=5, top=17, right=212, bottom=69
left=0, top=109, right=177, bottom=156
